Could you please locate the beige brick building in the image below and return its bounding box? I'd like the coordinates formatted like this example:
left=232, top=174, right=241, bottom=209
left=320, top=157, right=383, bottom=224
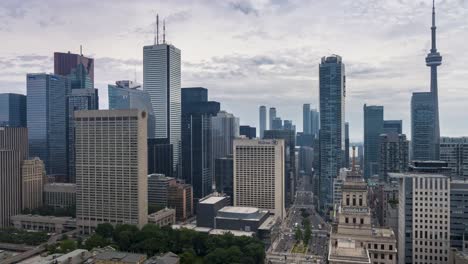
left=21, top=158, right=45, bottom=210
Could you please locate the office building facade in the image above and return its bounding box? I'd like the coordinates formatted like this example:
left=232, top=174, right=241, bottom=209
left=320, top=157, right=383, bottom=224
left=27, top=73, right=70, bottom=176
left=0, top=127, right=28, bottom=228
left=44, top=183, right=76, bottom=209
left=364, top=104, right=384, bottom=178
left=240, top=125, right=256, bottom=139
left=411, top=92, right=437, bottom=161
left=0, top=93, right=27, bottom=127
left=303, top=104, right=311, bottom=134
left=21, top=158, right=45, bottom=210
left=379, top=133, right=409, bottom=181
left=54, top=51, right=94, bottom=87
left=440, top=137, right=468, bottom=179
left=259, top=106, right=266, bottom=138
left=233, top=139, right=285, bottom=219
left=450, top=180, right=468, bottom=251
left=310, top=109, right=320, bottom=138
left=143, top=43, right=181, bottom=172
left=75, top=110, right=148, bottom=232
left=318, top=55, right=346, bottom=210
left=148, top=138, right=173, bottom=177
left=214, top=156, right=234, bottom=201
left=147, top=174, right=176, bottom=208
left=383, top=120, right=403, bottom=134
left=269, top=107, right=276, bottom=130
left=168, top=182, right=193, bottom=221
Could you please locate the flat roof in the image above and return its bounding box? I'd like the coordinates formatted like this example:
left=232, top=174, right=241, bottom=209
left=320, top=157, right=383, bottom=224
left=209, top=229, right=255, bottom=237
left=199, top=196, right=227, bottom=204
left=218, top=206, right=258, bottom=214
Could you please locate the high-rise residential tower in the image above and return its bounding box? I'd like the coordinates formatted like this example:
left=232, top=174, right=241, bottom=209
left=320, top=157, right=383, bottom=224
left=303, top=104, right=311, bottom=134
left=233, top=139, right=285, bottom=219
left=259, top=106, right=266, bottom=138
left=27, top=73, right=70, bottom=176
left=269, top=107, right=276, bottom=130
left=143, top=39, right=181, bottom=173
left=363, top=104, right=384, bottom=178
left=318, top=55, right=346, bottom=210
left=75, top=109, right=148, bottom=233
left=0, top=93, right=27, bottom=127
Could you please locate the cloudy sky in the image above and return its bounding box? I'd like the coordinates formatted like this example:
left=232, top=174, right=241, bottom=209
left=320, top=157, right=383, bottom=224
left=0, top=0, right=467, bottom=141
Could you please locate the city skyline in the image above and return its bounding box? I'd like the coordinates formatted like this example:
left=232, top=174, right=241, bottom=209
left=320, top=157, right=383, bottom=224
left=0, top=0, right=467, bottom=141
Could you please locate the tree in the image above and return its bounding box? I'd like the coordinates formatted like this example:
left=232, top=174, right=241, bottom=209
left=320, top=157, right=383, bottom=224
left=96, top=223, right=114, bottom=238
left=180, top=250, right=197, bottom=264
left=294, top=227, right=303, bottom=242
left=303, top=220, right=312, bottom=245
left=59, top=239, right=77, bottom=253
left=85, top=234, right=109, bottom=250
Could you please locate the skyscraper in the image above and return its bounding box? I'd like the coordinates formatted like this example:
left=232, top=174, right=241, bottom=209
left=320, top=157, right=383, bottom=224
left=0, top=93, right=27, bottom=127
left=239, top=125, right=256, bottom=139
left=143, top=40, right=181, bottom=173
left=310, top=109, right=320, bottom=138
left=181, top=88, right=220, bottom=199
left=440, top=137, right=468, bottom=179
left=233, top=139, right=285, bottom=219
left=108, top=80, right=155, bottom=138
left=379, top=133, right=409, bottom=181
left=264, top=129, right=296, bottom=208
left=411, top=92, right=436, bottom=161
left=0, top=127, right=28, bottom=228
left=363, top=104, right=384, bottom=178
left=27, top=73, right=70, bottom=176
left=318, top=55, right=346, bottom=210
left=344, top=122, right=350, bottom=168
left=259, top=106, right=266, bottom=138
left=383, top=120, right=403, bottom=134
left=425, top=0, right=442, bottom=160
left=271, top=117, right=283, bottom=130
left=211, top=111, right=239, bottom=175
left=303, top=104, right=311, bottom=134
left=75, top=109, right=148, bottom=232
left=54, top=51, right=94, bottom=88
left=269, top=107, right=276, bottom=130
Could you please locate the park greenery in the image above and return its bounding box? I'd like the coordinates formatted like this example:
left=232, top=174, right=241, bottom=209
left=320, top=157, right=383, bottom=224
left=0, top=227, right=49, bottom=245
left=293, top=209, right=312, bottom=252
left=82, top=223, right=265, bottom=264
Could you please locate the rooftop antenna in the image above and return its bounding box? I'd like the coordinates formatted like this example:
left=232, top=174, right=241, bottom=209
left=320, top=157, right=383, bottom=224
left=352, top=146, right=356, bottom=172
left=163, top=19, right=166, bottom=44
left=134, top=67, right=137, bottom=83
left=80, top=45, right=83, bottom=56
left=154, top=14, right=160, bottom=45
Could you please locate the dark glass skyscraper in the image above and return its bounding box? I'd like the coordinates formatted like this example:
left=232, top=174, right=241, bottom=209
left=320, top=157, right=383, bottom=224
left=363, top=104, right=384, bottom=178
left=240, top=125, right=256, bottom=139
left=383, top=120, right=403, bottom=134
left=318, top=55, right=345, bottom=210
left=54, top=51, right=94, bottom=88
left=181, top=88, right=220, bottom=199
left=259, top=105, right=266, bottom=138
left=27, top=73, right=70, bottom=176
left=303, top=104, right=311, bottom=134
left=0, top=93, right=26, bottom=127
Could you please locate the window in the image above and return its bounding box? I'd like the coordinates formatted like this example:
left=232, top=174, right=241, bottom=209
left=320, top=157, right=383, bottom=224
left=360, top=218, right=364, bottom=224
left=345, top=217, right=349, bottom=223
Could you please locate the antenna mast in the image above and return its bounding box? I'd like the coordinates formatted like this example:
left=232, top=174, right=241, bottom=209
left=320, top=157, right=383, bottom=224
left=163, top=19, right=166, bottom=44
left=154, top=14, right=160, bottom=45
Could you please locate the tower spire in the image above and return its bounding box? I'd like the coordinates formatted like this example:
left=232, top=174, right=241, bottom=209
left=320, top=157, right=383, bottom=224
left=431, top=0, right=437, bottom=52
left=163, top=19, right=166, bottom=44
left=154, top=14, right=159, bottom=45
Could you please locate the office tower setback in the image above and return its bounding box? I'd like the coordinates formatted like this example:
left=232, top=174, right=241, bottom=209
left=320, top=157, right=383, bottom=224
left=148, top=139, right=173, bottom=177
left=240, top=125, right=256, bottom=139
left=211, top=111, right=239, bottom=186
left=392, top=173, right=450, bottom=264
left=264, top=130, right=296, bottom=208
left=318, top=55, right=346, bottom=209
left=379, top=133, right=409, bottom=181
left=269, top=107, right=276, bottom=130
left=143, top=42, right=181, bottom=172
left=364, top=104, right=384, bottom=178
left=0, top=93, right=27, bottom=127
left=259, top=106, right=266, bottom=138
left=67, top=88, right=99, bottom=182
left=147, top=174, right=176, bottom=208
left=214, top=156, right=233, bottom=201
left=168, top=182, right=193, bottom=221
left=411, top=92, right=437, bottom=161
left=27, top=73, right=70, bottom=176
left=440, top=137, right=468, bottom=179
left=21, top=158, right=45, bottom=210
left=233, top=139, right=285, bottom=219
left=75, top=110, right=148, bottom=232
left=310, top=109, right=320, bottom=138
left=108, top=80, right=155, bottom=138
left=383, top=120, right=403, bottom=134
left=181, top=88, right=220, bottom=199
left=54, top=51, right=94, bottom=88
left=0, top=127, right=28, bottom=228
left=303, top=104, right=311, bottom=134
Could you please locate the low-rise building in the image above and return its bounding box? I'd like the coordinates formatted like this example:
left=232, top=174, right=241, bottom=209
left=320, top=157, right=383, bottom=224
left=215, top=206, right=270, bottom=232
left=144, top=252, right=180, bottom=264
left=11, top=214, right=76, bottom=233
left=196, top=195, right=230, bottom=228
left=148, top=208, right=176, bottom=227
left=44, top=183, right=76, bottom=209
left=94, top=251, right=147, bottom=264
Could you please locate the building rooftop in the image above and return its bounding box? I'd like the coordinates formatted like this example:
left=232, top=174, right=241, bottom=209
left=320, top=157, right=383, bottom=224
left=218, top=206, right=257, bottom=214
left=144, top=252, right=180, bottom=264
left=209, top=229, right=255, bottom=237
left=95, top=251, right=147, bottom=263
left=328, top=238, right=370, bottom=264
left=372, top=228, right=395, bottom=239
left=199, top=196, right=227, bottom=204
